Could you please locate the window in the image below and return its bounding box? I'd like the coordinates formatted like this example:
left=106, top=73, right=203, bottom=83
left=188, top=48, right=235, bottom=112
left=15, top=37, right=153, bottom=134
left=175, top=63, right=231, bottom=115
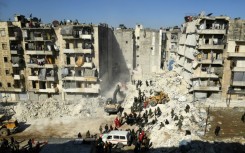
left=0, top=29, right=6, bottom=36
left=107, top=136, right=112, bottom=139
left=5, top=70, right=9, bottom=75
left=235, top=45, right=240, bottom=53
left=0, top=82, right=2, bottom=87
left=119, top=136, right=126, bottom=140
left=113, top=135, right=119, bottom=139
left=126, top=41, right=128, bottom=44
left=4, top=57, right=8, bottom=62
left=7, top=83, right=11, bottom=87
left=2, top=43, right=7, bottom=50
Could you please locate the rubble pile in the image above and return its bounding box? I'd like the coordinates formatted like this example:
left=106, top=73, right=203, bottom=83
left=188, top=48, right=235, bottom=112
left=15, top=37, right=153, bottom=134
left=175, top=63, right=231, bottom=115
left=14, top=97, right=104, bottom=122
left=122, top=71, right=208, bottom=149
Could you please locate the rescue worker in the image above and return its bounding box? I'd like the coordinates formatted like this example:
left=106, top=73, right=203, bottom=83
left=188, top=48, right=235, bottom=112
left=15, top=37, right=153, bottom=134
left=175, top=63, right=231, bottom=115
left=105, top=124, right=109, bottom=132
left=99, top=125, right=103, bottom=134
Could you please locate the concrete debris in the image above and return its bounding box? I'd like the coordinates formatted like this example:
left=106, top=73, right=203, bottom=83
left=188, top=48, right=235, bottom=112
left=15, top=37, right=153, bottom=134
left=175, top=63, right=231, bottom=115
left=14, top=97, right=104, bottom=122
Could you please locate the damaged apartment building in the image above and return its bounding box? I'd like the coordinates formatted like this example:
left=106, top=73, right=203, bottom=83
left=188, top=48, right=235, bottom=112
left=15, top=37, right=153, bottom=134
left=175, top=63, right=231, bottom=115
left=55, top=22, right=113, bottom=99
left=0, top=16, right=25, bottom=101
left=0, top=15, right=114, bottom=101
left=224, top=18, right=245, bottom=102
left=174, top=13, right=229, bottom=100
left=114, top=24, right=165, bottom=81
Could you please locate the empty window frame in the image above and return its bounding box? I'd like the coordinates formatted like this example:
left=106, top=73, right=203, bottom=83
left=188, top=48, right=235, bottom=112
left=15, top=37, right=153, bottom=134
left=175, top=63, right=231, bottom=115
left=0, top=29, right=6, bottom=36
left=2, top=43, right=7, bottom=50
left=235, top=45, right=240, bottom=53
left=7, top=83, right=11, bottom=87
left=4, top=57, right=8, bottom=62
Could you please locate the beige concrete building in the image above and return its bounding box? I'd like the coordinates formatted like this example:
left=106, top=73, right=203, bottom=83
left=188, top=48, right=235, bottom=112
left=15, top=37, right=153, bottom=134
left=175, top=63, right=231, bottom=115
left=0, top=17, right=26, bottom=101
left=163, top=27, right=181, bottom=70
left=174, top=14, right=229, bottom=100
left=224, top=19, right=245, bottom=103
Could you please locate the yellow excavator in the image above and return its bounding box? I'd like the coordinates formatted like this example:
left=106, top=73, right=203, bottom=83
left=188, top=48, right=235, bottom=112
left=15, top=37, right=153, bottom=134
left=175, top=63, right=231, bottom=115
left=144, top=91, right=170, bottom=107
left=104, top=85, right=122, bottom=115
left=0, top=114, right=19, bottom=136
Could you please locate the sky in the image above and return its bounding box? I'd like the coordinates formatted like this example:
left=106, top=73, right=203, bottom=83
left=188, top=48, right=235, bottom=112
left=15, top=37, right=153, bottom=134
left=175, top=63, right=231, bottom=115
left=0, top=0, right=245, bottom=29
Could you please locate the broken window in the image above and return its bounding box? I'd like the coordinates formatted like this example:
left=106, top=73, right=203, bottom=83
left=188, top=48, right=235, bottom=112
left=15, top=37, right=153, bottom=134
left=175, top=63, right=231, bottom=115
left=5, top=70, right=9, bottom=75
left=7, top=83, right=11, bottom=87
left=4, top=57, right=8, bottom=62
left=32, top=81, right=37, bottom=89
left=235, top=45, right=240, bottom=53
left=205, top=39, right=209, bottom=44
left=2, top=43, right=7, bottom=50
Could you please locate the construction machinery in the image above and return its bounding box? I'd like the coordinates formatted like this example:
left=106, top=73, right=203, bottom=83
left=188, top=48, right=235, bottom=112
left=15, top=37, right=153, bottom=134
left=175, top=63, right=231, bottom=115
left=144, top=91, right=170, bottom=108
left=0, top=114, right=19, bottom=136
left=104, top=85, right=122, bottom=115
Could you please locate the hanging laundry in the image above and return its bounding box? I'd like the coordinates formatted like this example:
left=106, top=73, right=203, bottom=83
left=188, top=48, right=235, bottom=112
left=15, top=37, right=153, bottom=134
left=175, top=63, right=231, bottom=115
left=61, top=68, right=69, bottom=78
left=75, top=56, right=85, bottom=67
left=38, top=69, right=46, bottom=80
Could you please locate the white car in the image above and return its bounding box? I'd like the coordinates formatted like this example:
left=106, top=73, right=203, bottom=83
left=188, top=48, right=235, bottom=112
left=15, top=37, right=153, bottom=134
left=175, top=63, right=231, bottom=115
left=102, top=130, right=131, bottom=146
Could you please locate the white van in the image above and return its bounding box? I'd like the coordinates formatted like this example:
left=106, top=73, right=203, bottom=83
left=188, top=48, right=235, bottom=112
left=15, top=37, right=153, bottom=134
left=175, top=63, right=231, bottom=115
left=102, top=130, right=131, bottom=146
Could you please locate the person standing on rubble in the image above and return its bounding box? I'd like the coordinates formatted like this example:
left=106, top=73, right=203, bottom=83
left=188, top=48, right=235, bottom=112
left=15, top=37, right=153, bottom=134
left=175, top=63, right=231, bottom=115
left=185, top=104, right=190, bottom=113
left=214, top=125, right=221, bottom=136
left=99, top=125, right=103, bottom=134
left=105, top=124, right=109, bottom=132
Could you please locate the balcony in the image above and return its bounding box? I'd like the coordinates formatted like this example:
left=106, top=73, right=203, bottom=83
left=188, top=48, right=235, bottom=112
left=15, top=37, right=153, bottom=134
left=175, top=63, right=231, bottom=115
left=62, top=35, right=80, bottom=40
left=198, top=44, right=225, bottom=50
left=191, top=73, right=219, bottom=79
left=192, top=86, right=220, bottom=91
left=80, top=34, right=92, bottom=40
left=13, top=75, right=21, bottom=80
left=63, top=48, right=93, bottom=54
left=24, top=37, right=52, bottom=42
left=63, top=76, right=97, bottom=82
left=9, top=36, right=19, bottom=41
left=28, top=76, right=39, bottom=81
left=28, top=76, right=56, bottom=81
left=29, top=88, right=58, bottom=93
left=12, top=63, right=20, bottom=67
left=25, top=50, right=53, bottom=55
left=27, top=63, right=57, bottom=68
left=0, top=88, right=24, bottom=92
left=63, top=87, right=99, bottom=93
left=228, top=52, right=245, bottom=58
left=10, top=50, right=18, bottom=54
left=232, top=81, right=245, bottom=87
left=232, top=67, right=245, bottom=72
left=197, top=29, right=226, bottom=35
left=64, top=62, right=93, bottom=68
left=198, top=59, right=223, bottom=65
